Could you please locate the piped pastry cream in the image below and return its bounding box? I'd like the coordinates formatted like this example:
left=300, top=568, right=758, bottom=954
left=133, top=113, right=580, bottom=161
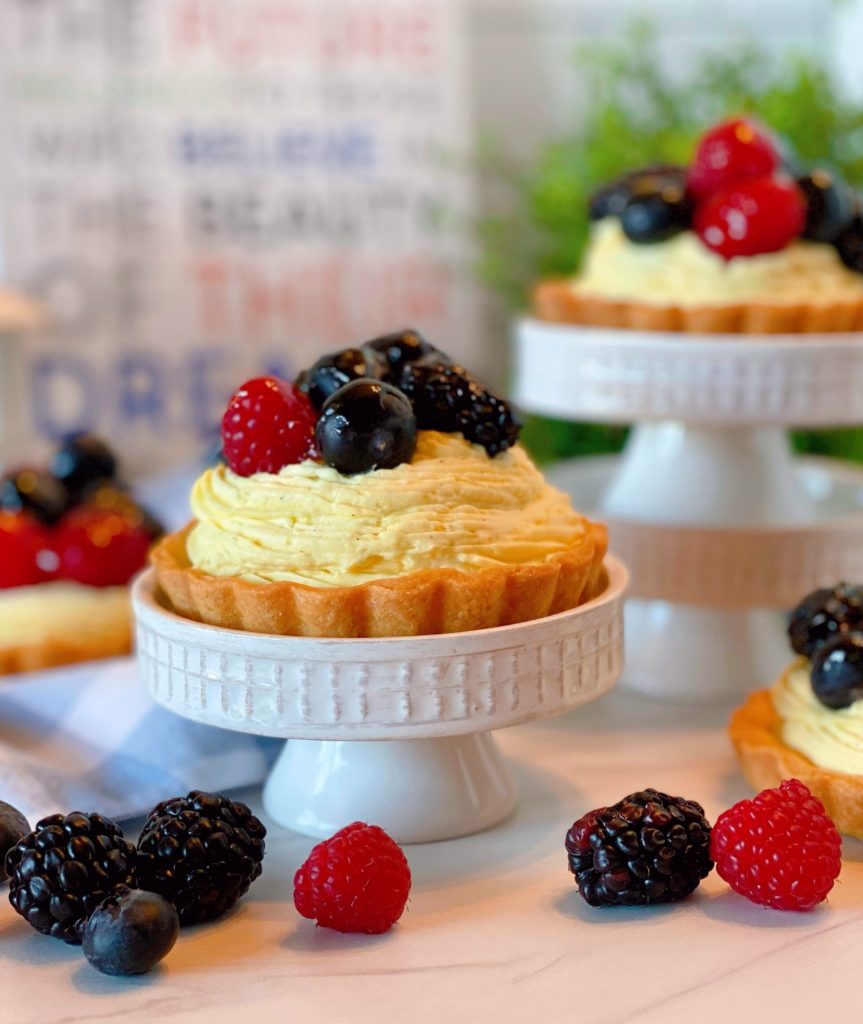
left=186, top=432, right=590, bottom=588
left=153, top=335, right=608, bottom=638
left=772, top=659, right=863, bottom=775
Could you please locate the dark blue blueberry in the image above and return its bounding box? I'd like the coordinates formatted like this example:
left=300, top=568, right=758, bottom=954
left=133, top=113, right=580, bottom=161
left=51, top=434, right=118, bottom=501
left=797, top=169, right=856, bottom=244
left=316, top=379, right=417, bottom=475
left=0, top=802, right=30, bottom=885
left=297, top=347, right=388, bottom=409
left=589, top=165, right=688, bottom=223
left=620, top=173, right=693, bottom=244
left=362, top=328, right=440, bottom=377
left=82, top=888, right=179, bottom=976
left=811, top=632, right=863, bottom=710
left=835, top=215, right=863, bottom=274
left=788, top=583, right=863, bottom=657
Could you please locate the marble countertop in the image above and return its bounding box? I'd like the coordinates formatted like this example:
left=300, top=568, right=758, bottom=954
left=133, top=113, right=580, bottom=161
left=2, top=687, right=860, bottom=1024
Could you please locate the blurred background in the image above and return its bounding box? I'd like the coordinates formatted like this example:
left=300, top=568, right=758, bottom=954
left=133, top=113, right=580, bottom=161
left=1, top=0, right=861, bottom=477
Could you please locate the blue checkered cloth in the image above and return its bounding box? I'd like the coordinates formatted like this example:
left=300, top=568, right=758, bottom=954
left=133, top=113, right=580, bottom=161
left=0, top=657, right=278, bottom=825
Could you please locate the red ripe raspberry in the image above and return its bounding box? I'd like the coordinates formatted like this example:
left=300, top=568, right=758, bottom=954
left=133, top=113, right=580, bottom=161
left=55, top=507, right=152, bottom=587
left=293, top=821, right=411, bottom=934
left=221, top=377, right=318, bottom=477
left=687, top=117, right=780, bottom=200
left=711, top=779, right=842, bottom=911
left=694, top=176, right=806, bottom=260
left=0, top=512, right=52, bottom=588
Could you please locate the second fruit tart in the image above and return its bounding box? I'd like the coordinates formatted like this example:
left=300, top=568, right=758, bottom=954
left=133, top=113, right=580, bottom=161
left=153, top=330, right=608, bottom=638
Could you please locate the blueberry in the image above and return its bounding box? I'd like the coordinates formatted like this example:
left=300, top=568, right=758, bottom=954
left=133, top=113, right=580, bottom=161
left=811, top=632, right=863, bottom=710
left=0, top=802, right=30, bottom=884
left=588, top=165, right=688, bottom=222
left=362, top=328, right=442, bottom=376
left=797, top=169, right=856, bottom=244
left=621, top=175, right=693, bottom=244
left=297, top=347, right=388, bottom=409
left=835, top=215, right=863, bottom=274
left=788, top=583, right=863, bottom=657
left=82, top=888, right=179, bottom=976
left=51, top=434, right=118, bottom=501
left=316, top=379, right=417, bottom=475
left=0, top=469, right=69, bottom=526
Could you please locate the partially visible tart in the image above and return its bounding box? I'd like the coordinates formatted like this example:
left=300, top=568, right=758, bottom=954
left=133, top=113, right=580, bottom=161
left=535, top=118, right=863, bottom=334
left=731, top=583, right=863, bottom=837
left=153, top=331, right=609, bottom=638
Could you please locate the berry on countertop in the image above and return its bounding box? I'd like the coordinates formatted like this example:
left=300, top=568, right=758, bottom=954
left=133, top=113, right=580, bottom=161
left=788, top=583, right=863, bottom=657
left=687, top=117, right=780, bottom=201
left=0, top=802, right=30, bottom=884
left=6, top=812, right=137, bottom=943
left=711, top=779, right=841, bottom=911
left=565, top=789, right=713, bottom=908
left=316, top=379, right=418, bottom=475
left=693, top=175, right=806, bottom=260
left=588, top=165, right=687, bottom=222
left=136, top=791, right=266, bottom=926
left=797, top=169, right=856, bottom=244
left=0, top=468, right=69, bottom=526
left=811, top=632, right=863, bottom=710
left=55, top=506, right=153, bottom=587
left=82, top=887, right=179, bottom=976
left=51, top=434, right=118, bottom=501
left=0, top=512, right=53, bottom=589
left=399, top=362, right=521, bottom=456
left=835, top=215, right=863, bottom=274
left=362, top=328, right=439, bottom=376
left=221, top=376, right=318, bottom=477
left=297, top=347, right=388, bottom=409
left=294, top=821, right=411, bottom=934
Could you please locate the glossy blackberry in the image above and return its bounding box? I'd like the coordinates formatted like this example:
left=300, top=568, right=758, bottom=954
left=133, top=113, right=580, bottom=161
left=136, top=791, right=266, bottom=926
left=0, top=468, right=69, bottom=526
left=788, top=583, right=863, bottom=657
left=398, top=363, right=521, bottom=456
left=5, top=812, right=137, bottom=944
left=51, top=434, right=118, bottom=502
left=566, top=789, right=713, bottom=908
left=298, top=347, right=388, bottom=409
left=362, top=328, right=439, bottom=377
left=588, top=164, right=687, bottom=222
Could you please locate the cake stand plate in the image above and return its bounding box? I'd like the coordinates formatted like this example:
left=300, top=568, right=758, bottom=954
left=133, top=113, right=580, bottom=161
left=133, top=559, right=627, bottom=843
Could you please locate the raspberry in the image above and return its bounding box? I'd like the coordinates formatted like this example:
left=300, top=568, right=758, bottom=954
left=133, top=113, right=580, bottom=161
left=55, top=507, right=152, bottom=587
left=694, top=176, right=805, bottom=260
left=293, top=821, right=411, bottom=934
left=687, top=117, right=780, bottom=200
left=711, top=780, right=842, bottom=911
left=221, top=376, right=318, bottom=477
left=0, top=512, right=53, bottom=588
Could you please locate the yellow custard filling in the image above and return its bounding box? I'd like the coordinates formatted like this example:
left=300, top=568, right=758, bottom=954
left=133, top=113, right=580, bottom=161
left=773, top=660, right=863, bottom=775
left=572, top=219, right=863, bottom=308
left=187, top=431, right=590, bottom=588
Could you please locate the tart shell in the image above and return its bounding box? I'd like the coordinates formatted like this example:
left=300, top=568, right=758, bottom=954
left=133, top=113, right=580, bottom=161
left=729, top=686, right=863, bottom=838
left=151, top=522, right=609, bottom=638
left=0, top=586, right=132, bottom=676
left=533, top=279, right=863, bottom=334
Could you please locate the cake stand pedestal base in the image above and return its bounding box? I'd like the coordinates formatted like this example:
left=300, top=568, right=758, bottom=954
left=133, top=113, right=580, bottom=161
left=263, top=734, right=517, bottom=843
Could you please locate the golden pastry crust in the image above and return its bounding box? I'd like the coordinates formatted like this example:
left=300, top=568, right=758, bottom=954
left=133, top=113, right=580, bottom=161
left=0, top=588, right=132, bottom=676
left=152, top=521, right=609, bottom=638
left=533, top=279, right=863, bottom=334
left=730, top=687, right=863, bottom=838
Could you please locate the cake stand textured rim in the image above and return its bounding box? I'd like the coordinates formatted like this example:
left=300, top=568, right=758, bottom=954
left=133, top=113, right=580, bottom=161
left=132, top=557, right=627, bottom=653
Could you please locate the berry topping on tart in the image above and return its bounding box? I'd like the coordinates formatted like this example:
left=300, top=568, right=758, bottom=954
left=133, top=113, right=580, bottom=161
left=55, top=506, right=154, bottom=588
left=810, top=632, right=863, bottom=710
left=686, top=117, right=781, bottom=201
left=797, top=169, right=857, bottom=244
left=788, top=582, right=863, bottom=657
left=298, top=347, right=388, bottom=410
left=0, top=468, right=69, bottom=526
left=51, top=433, right=118, bottom=502
left=0, top=512, right=52, bottom=589
left=362, top=327, right=440, bottom=375
left=693, top=175, right=806, bottom=260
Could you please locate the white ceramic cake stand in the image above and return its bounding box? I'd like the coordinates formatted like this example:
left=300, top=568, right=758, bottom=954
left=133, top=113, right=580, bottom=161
left=515, top=318, right=863, bottom=702
left=133, top=559, right=626, bottom=843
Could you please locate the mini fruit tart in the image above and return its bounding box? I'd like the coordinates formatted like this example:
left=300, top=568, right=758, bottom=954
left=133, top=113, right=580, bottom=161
left=730, top=583, right=863, bottom=837
left=535, top=118, right=863, bottom=333
left=152, top=330, right=608, bottom=638
left=0, top=435, right=162, bottom=675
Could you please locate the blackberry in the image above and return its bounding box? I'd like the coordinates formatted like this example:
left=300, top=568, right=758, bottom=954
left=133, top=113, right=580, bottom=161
left=51, top=433, right=118, bottom=502
left=399, top=363, right=521, bottom=456
left=566, top=789, right=713, bottom=908
left=136, top=791, right=266, bottom=926
left=6, top=812, right=137, bottom=944
left=788, top=583, right=863, bottom=657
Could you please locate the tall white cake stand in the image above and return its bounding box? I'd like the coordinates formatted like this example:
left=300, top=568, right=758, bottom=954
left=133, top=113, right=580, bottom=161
left=133, top=559, right=626, bottom=843
left=515, top=318, right=863, bottom=702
